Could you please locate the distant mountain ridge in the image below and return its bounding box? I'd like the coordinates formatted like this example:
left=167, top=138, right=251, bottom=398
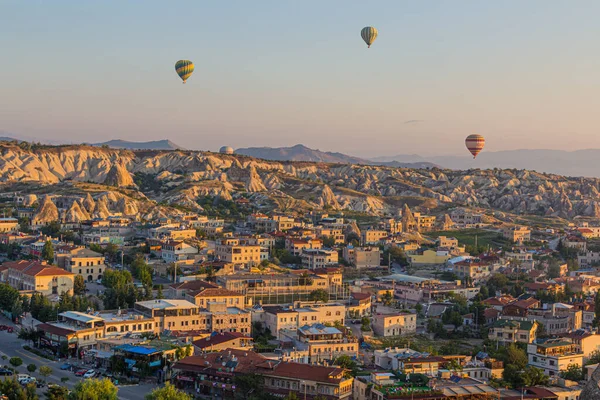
left=93, top=139, right=184, bottom=150
left=235, top=144, right=438, bottom=169
left=236, top=144, right=367, bottom=164
left=382, top=149, right=600, bottom=178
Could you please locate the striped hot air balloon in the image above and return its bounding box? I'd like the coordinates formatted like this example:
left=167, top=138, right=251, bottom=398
left=361, top=26, right=378, bottom=48
left=465, top=134, right=485, bottom=159
left=175, top=60, right=194, bottom=84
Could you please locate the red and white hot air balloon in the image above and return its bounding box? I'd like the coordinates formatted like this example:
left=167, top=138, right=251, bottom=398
left=465, top=134, right=485, bottom=159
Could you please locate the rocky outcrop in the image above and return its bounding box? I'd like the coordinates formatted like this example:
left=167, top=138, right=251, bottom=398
left=82, top=193, right=95, bottom=213
left=104, top=164, right=135, bottom=187
left=63, top=200, right=90, bottom=222
left=5, top=144, right=600, bottom=218
left=581, top=365, right=600, bottom=399
left=32, top=196, right=59, bottom=224
left=318, top=185, right=341, bottom=210
left=22, top=194, right=38, bottom=207
left=93, top=197, right=111, bottom=219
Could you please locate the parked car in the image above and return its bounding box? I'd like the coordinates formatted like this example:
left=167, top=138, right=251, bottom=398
left=74, top=369, right=88, bottom=377
left=60, top=363, right=72, bottom=371
left=19, top=377, right=36, bottom=385
left=83, top=370, right=96, bottom=379
left=16, top=374, right=30, bottom=382
left=0, top=369, right=12, bottom=376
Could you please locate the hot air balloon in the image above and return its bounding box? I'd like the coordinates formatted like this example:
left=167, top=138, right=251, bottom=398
left=361, top=26, right=378, bottom=48
left=465, top=134, right=485, bottom=159
left=175, top=60, right=194, bottom=84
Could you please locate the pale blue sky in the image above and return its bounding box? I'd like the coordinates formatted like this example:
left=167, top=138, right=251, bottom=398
left=1, top=1, right=599, bottom=156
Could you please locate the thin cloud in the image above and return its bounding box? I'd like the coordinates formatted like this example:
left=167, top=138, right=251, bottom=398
left=404, top=120, right=424, bottom=124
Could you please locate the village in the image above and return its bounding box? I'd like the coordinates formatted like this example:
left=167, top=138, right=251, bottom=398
left=0, top=192, right=599, bottom=399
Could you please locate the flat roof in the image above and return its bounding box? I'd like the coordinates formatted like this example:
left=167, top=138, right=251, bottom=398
left=59, top=311, right=103, bottom=323
left=136, top=299, right=197, bottom=309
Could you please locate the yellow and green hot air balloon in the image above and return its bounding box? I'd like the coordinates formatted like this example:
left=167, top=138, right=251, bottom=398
left=361, top=26, right=378, bottom=48
left=175, top=60, right=194, bottom=84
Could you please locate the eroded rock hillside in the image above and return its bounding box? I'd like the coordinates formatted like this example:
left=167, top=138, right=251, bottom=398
left=3, top=144, right=600, bottom=218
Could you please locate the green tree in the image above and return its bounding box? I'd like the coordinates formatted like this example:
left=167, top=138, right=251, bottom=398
left=560, top=364, right=584, bottom=381
left=548, top=260, right=561, bottom=279
left=309, top=289, right=329, bottom=303
left=10, top=297, right=23, bottom=321
left=587, top=350, right=600, bottom=365
left=360, top=316, right=371, bottom=332
left=505, top=344, right=528, bottom=369
left=415, top=303, right=423, bottom=317
left=73, top=275, right=86, bottom=296
left=69, top=378, right=118, bottom=400
left=42, top=240, right=54, bottom=264
left=0, top=377, right=28, bottom=400
left=521, top=366, right=549, bottom=387
left=47, top=385, right=70, bottom=400
left=39, top=365, right=53, bottom=380
left=9, top=356, right=23, bottom=368
left=334, top=355, right=358, bottom=376
left=381, top=291, right=393, bottom=306
left=322, top=236, right=336, bottom=248
left=156, top=285, right=163, bottom=299
left=0, top=283, right=21, bottom=311
left=27, top=363, right=37, bottom=373
left=145, top=383, right=192, bottom=400
left=383, top=246, right=408, bottom=266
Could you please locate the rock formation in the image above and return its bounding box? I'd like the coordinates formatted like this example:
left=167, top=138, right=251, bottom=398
left=4, top=143, right=600, bottom=218
left=32, top=196, right=59, bottom=225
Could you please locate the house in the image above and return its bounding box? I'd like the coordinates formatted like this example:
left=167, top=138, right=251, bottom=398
left=361, top=229, right=388, bottom=245
left=502, top=297, right=540, bottom=317
left=564, top=331, right=600, bottom=362
left=285, top=238, right=322, bottom=256
left=489, top=319, right=538, bottom=344
left=192, top=331, right=253, bottom=352
left=503, top=226, right=531, bottom=243
left=372, top=312, right=417, bottom=337
left=524, top=282, right=564, bottom=296
left=482, top=296, right=515, bottom=312
left=173, top=349, right=354, bottom=400
left=438, top=236, right=459, bottom=249
left=527, top=339, right=584, bottom=376
left=408, top=249, right=451, bottom=266
left=347, top=292, right=372, bottom=318
left=484, top=308, right=501, bottom=325
left=214, top=239, right=261, bottom=266
left=161, top=240, right=198, bottom=263
left=0, top=218, right=18, bottom=233
left=55, top=247, right=107, bottom=282
left=301, top=249, right=339, bottom=269
left=295, top=324, right=359, bottom=363
left=452, top=260, right=491, bottom=283
left=185, top=287, right=245, bottom=308
left=254, top=303, right=346, bottom=339
left=167, top=280, right=219, bottom=299
left=564, top=235, right=587, bottom=252
left=4, top=260, right=75, bottom=296
left=342, top=246, right=380, bottom=268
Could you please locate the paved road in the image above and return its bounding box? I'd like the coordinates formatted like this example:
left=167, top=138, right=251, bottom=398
left=0, top=317, right=156, bottom=400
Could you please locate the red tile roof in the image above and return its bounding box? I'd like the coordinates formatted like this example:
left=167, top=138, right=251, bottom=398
left=173, top=348, right=276, bottom=374
left=193, top=332, right=251, bottom=349
left=3, top=260, right=75, bottom=277
left=37, top=323, right=75, bottom=337
left=263, top=362, right=346, bottom=384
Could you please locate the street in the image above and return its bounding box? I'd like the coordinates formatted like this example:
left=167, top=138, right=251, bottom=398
left=0, top=317, right=157, bottom=400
